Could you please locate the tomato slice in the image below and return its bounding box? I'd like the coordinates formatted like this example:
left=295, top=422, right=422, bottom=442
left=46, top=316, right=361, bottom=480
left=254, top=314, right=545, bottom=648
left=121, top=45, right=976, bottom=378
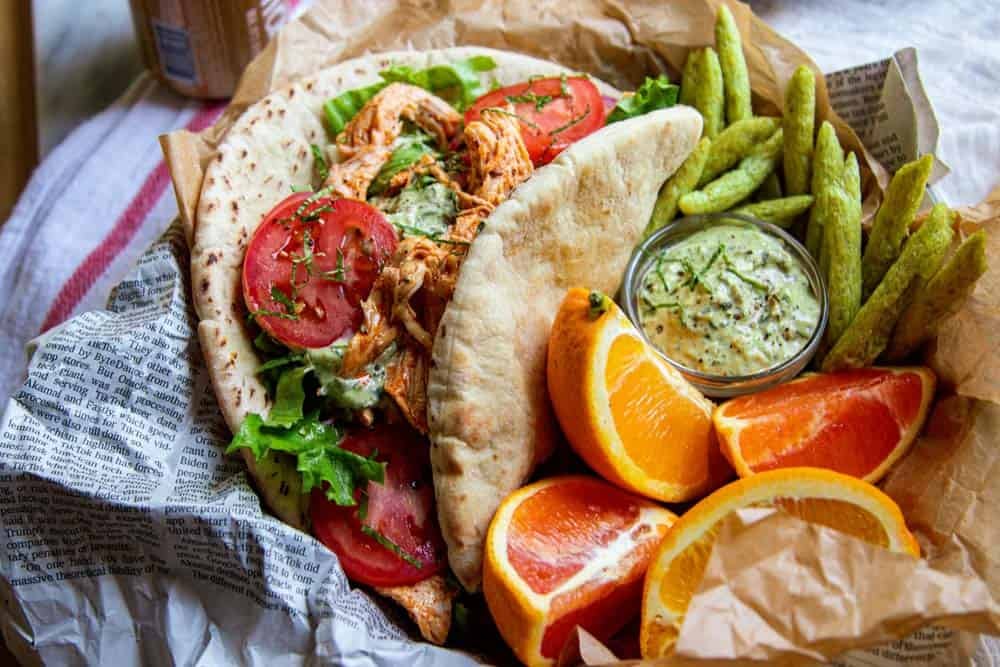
left=465, top=76, right=606, bottom=166
left=242, top=192, right=397, bottom=349
left=310, top=423, right=447, bottom=587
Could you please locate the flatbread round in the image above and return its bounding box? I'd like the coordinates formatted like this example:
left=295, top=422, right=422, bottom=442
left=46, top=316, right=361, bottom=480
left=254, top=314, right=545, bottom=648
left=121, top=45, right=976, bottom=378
left=191, top=47, right=620, bottom=529
left=428, top=106, right=703, bottom=590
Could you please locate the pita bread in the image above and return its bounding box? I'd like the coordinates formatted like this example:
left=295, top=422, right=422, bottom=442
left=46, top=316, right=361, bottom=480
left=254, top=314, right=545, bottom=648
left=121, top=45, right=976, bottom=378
left=191, top=48, right=617, bottom=531
left=427, top=106, right=703, bottom=590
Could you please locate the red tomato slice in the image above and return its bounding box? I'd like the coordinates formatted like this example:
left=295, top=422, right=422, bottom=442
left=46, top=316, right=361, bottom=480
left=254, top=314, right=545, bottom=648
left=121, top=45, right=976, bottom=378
left=465, top=76, right=606, bottom=166
left=310, top=423, right=447, bottom=588
left=242, top=192, right=397, bottom=349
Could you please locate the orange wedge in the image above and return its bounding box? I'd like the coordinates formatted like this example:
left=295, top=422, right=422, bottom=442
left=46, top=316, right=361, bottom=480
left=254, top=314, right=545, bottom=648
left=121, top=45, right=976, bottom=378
left=640, top=467, right=920, bottom=659
left=547, top=288, right=730, bottom=503
left=484, top=476, right=676, bottom=666
left=714, top=367, right=935, bottom=483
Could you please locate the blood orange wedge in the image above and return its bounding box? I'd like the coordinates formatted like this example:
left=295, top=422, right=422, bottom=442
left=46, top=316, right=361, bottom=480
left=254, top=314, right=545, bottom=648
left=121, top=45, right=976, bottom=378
left=547, top=288, right=731, bottom=503
left=713, top=367, right=935, bottom=484
left=640, top=467, right=920, bottom=659
left=483, top=476, right=677, bottom=667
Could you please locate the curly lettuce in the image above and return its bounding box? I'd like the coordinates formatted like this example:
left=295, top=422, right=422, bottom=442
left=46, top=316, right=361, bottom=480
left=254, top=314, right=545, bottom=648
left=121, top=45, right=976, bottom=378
left=608, top=74, right=680, bottom=124
left=227, top=412, right=384, bottom=506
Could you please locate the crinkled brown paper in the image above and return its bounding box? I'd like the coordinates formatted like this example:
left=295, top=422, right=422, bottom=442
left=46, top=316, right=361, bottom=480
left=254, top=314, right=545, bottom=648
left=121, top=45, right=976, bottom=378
left=160, top=1, right=999, bottom=664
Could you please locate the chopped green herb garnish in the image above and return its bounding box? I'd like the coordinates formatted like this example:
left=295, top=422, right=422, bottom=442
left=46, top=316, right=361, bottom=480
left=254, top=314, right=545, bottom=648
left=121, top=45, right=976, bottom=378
left=391, top=220, right=468, bottom=246
left=681, top=244, right=726, bottom=290
left=506, top=92, right=553, bottom=110
left=721, top=249, right=770, bottom=293
left=642, top=296, right=682, bottom=313
left=725, top=266, right=769, bottom=293
left=319, top=249, right=346, bottom=283
left=290, top=230, right=315, bottom=289
left=300, top=204, right=332, bottom=223
left=247, top=308, right=298, bottom=323
left=270, top=285, right=299, bottom=318
left=482, top=107, right=542, bottom=132
left=550, top=105, right=592, bottom=136
left=293, top=186, right=334, bottom=219
left=559, top=73, right=570, bottom=97
left=360, top=525, right=424, bottom=569
left=310, top=144, right=329, bottom=183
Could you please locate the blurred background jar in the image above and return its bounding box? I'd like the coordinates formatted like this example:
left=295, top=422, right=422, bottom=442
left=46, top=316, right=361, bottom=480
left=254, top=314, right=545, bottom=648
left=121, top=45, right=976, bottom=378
left=129, top=0, right=307, bottom=99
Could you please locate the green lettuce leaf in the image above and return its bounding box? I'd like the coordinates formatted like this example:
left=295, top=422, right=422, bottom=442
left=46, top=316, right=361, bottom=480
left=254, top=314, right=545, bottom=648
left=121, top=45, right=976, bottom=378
left=379, top=55, right=497, bottom=110
left=323, top=55, right=498, bottom=136
left=227, top=412, right=385, bottom=505
left=607, top=74, right=679, bottom=124
left=324, top=81, right=388, bottom=137
left=266, top=366, right=309, bottom=428
left=368, top=132, right=439, bottom=196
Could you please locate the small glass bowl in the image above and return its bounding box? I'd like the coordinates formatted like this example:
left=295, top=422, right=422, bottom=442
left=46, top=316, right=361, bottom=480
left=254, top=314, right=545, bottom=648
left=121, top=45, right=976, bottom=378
left=620, top=212, right=828, bottom=398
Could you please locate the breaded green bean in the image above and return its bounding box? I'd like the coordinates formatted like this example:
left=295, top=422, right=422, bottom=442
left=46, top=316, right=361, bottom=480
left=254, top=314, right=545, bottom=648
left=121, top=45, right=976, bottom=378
left=646, top=137, right=713, bottom=235
left=820, top=153, right=862, bottom=278
left=822, top=203, right=955, bottom=371
left=680, top=48, right=725, bottom=139
left=679, top=128, right=783, bottom=215
left=699, top=117, right=782, bottom=186
left=886, top=230, right=987, bottom=360
left=715, top=5, right=752, bottom=124
left=783, top=65, right=816, bottom=196
left=861, top=154, right=934, bottom=298
left=823, top=157, right=862, bottom=346
left=756, top=171, right=783, bottom=201
left=804, top=122, right=844, bottom=259
left=734, top=195, right=813, bottom=227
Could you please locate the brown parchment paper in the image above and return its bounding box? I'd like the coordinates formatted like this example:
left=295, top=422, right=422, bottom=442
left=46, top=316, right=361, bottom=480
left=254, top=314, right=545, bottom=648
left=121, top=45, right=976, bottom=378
left=159, top=0, right=998, bottom=664
left=161, top=0, right=885, bottom=247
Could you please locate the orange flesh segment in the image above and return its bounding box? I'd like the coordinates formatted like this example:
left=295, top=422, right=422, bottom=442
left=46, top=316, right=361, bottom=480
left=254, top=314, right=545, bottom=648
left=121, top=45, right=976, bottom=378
left=605, top=335, right=715, bottom=485
left=541, top=568, right=646, bottom=659
left=724, top=369, right=924, bottom=477
left=769, top=497, right=890, bottom=547
left=507, top=478, right=640, bottom=595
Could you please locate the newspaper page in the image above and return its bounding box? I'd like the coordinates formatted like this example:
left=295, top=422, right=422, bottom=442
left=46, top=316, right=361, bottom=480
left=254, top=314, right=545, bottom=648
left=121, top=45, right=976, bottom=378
left=825, top=48, right=950, bottom=195
left=0, top=227, right=471, bottom=665
left=0, top=62, right=991, bottom=667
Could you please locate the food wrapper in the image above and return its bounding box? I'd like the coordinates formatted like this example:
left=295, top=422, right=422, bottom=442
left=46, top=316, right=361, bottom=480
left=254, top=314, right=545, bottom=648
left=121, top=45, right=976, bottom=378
left=1, top=1, right=996, bottom=665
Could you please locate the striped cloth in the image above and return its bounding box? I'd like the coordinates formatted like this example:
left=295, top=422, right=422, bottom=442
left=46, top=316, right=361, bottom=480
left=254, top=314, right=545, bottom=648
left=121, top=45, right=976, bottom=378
left=0, top=74, right=221, bottom=401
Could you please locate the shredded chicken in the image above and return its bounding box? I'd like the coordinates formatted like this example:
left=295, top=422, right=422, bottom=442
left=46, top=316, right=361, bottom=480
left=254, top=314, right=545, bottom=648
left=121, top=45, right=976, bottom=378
left=322, top=83, right=462, bottom=200
left=383, top=345, right=431, bottom=433
left=338, top=83, right=462, bottom=157
left=375, top=574, right=457, bottom=645
left=324, top=145, right=393, bottom=200
left=342, top=107, right=534, bottom=432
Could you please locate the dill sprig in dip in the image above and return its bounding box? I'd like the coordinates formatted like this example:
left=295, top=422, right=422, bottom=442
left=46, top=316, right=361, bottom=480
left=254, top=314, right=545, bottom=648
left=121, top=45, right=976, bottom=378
left=637, top=224, right=820, bottom=376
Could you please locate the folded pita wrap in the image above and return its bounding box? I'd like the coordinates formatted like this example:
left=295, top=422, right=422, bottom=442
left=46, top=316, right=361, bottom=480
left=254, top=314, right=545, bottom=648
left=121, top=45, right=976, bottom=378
left=428, top=106, right=702, bottom=590
left=190, top=44, right=700, bottom=620
left=191, top=46, right=618, bottom=529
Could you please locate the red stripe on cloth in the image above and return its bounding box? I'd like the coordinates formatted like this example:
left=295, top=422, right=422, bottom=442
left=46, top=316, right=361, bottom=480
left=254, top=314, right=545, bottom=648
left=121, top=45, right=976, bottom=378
left=40, top=103, right=224, bottom=334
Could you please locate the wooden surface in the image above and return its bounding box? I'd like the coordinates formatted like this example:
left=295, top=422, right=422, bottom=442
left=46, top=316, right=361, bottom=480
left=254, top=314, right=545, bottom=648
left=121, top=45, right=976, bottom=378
left=0, top=4, right=32, bottom=659
left=0, top=1, right=38, bottom=223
